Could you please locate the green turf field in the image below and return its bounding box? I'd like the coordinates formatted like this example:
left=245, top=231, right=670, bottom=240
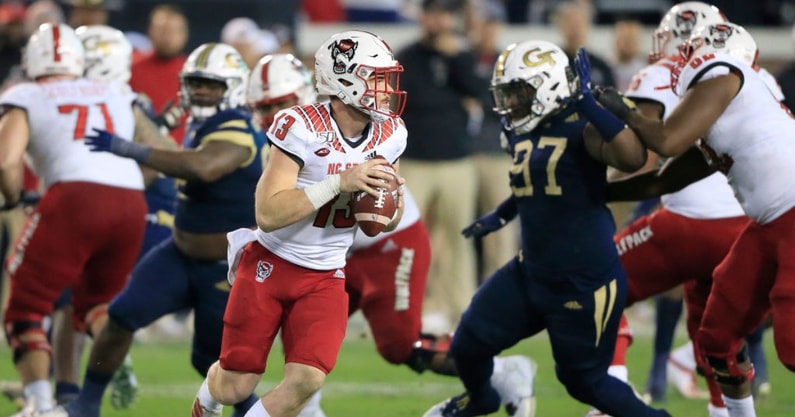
left=0, top=330, right=792, bottom=416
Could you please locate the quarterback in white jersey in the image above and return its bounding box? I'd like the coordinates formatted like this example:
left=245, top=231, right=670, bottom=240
left=601, top=21, right=795, bottom=417
left=0, top=23, right=147, bottom=416
left=198, top=31, right=409, bottom=417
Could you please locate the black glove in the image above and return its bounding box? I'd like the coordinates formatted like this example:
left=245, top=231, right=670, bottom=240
left=595, top=86, right=633, bottom=120
left=153, top=100, right=185, bottom=131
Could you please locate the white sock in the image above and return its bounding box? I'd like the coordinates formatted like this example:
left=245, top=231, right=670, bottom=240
left=708, top=403, right=730, bottom=417
left=244, top=399, right=271, bottom=417
left=296, top=390, right=323, bottom=417
left=607, top=365, right=628, bottom=383
left=492, top=357, right=504, bottom=375
left=722, top=395, right=756, bottom=417
left=670, top=341, right=697, bottom=370
left=24, top=379, right=53, bottom=411
left=197, top=379, right=222, bottom=413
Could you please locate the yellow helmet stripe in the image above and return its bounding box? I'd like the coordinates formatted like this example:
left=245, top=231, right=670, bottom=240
left=196, top=43, right=217, bottom=69
left=495, top=43, right=518, bottom=78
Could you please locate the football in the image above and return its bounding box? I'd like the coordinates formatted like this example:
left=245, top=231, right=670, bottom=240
left=352, top=158, right=399, bottom=237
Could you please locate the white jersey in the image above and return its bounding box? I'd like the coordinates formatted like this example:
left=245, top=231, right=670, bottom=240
left=625, top=58, right=744, bottom=219
left=257, top=102, right=408, bottom=270
left=350, top=186, right=421, bottom=251
left=676, top=53, right=795, bottom=224
left=0, top=79, right=143, bottom=190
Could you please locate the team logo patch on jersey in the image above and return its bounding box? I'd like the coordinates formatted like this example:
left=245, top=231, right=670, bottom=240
left=256, top=260, right=273, bottom=282
left=330, top=38, right=358, bottom=74
left=564, top=300, right=583, bottom=310
left=315, top=147, right=331, bottom=157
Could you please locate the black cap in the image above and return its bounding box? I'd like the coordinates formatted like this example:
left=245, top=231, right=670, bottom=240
left=422, top=0, right=463, bottom=13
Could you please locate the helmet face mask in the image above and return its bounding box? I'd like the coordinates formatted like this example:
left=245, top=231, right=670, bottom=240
left=314, top=31, right=407, bottom=123
left=24, top=23, right=85, bottom=80
left=490, top=40, right=576, bottom=134
left=76, top=24, right=132, bottom=84
left=179, top=43, right=249, bottom=120
left=650, top=1, right=727, bottom=63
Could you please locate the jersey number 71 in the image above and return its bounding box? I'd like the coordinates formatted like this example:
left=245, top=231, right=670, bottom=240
left=58, top=103, right=116, bottom=140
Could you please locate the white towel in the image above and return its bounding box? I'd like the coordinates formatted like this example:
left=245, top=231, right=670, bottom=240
left=226, top=228, right=258, bottom=285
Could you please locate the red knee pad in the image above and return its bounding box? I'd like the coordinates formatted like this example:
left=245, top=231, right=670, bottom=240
left=4, top=320, right=52, bottom=363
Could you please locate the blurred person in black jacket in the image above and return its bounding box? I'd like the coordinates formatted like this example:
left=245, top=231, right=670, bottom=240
left=396, top=0, right=486, bottom=332
left=468, top=0, right=518, bottom=284
left=554, top=1, right=616, bottom=88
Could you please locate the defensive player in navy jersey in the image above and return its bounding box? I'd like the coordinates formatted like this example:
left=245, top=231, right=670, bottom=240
left=44, top=43, right=265, bottom=417
left=423, top=42, right=671, bottom=417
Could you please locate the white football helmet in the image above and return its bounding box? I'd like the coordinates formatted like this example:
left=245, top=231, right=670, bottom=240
left=672, top=22, right=758, bottom=95
left=247, top=53, right=316, bottom=129
left=314, top=30, right=406, bottom=123
left=683, top=22, right=758, bottom=66
left=491, top=40, right=577, bottom=135
left=179, top=42, right=250, bottom=120
left=23, top=23, right=84, bottom=80
left=650, top=2, right=727, bottom=63
left=76, top=25, right=132, bottom=83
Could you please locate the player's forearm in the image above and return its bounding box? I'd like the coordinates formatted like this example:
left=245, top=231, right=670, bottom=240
left=494, top=195, right=518, bottom=222
left=623, top=112, right=678, bottom=157
left=606, top=171, right=667, bottom=202
left=255, top=188, right=321, bottom=232
left=600, top=129, right=648, bottom=172
left=0, top=160, right=23, bottom=207
left=133, top=107, right=178, bottom=150
left=607, top=146, right=714, bottom=201
left=140, top=149, right=228, bottom=183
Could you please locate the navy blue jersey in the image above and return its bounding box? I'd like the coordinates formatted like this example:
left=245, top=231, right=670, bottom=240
left=141, top=175, right=176, bottom=257
left=504, top=107, right=619, bottom=287
left=175, top=109, right=266, bottom=233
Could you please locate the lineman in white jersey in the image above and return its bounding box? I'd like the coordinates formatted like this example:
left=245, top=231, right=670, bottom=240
left=605, top=4, right=745, bottom=416
left=0, top=23, right=147, bottom=417
left=600, top=21, right=795, bottom=417
left=193, top=30, right=409, bottom=417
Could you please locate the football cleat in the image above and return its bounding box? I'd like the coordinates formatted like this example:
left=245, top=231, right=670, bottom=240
left=110, top=355, right=139, bottom=409
left=422, top=393, right=478, bottom=417
left=30, top=406, right=69, bottom=417
left=191, top=398, right=222, bottom=417
left=666, top=358, right=707, bottom=400
left=491, top=355, right=537, bottom=417
left=296, top=390, right=326, bottom=417
left=0, top=380, right=25, bottom=410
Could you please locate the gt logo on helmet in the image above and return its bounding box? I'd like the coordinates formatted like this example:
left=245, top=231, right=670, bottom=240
left=330, top=39, right=358, bottom=74
left=523, top=48, right=557, bottom=68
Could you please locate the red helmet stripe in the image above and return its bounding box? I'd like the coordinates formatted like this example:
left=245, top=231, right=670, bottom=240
left=52, top=24, right=61, bottom=62
left=260, top=59, right=270, bottom=93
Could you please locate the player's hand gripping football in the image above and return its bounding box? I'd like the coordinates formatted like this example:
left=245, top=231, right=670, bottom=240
left=461, top=211, right=507, bottom=239
left=85, top=128, right=151, bottom=163
left=339, top=157, right=403, bottom=199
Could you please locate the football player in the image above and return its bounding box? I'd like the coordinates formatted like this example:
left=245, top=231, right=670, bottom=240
left=232, top=53, right=538, bottom=417
left=55, top=42, right=266, bottom=417
left=599, top=21, right=795, bottom=417
left=423, top=40, right=671, bottom=417
left=0, top=23, right=147, bottom=417
left=191, top=30, right=408, bottom=417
